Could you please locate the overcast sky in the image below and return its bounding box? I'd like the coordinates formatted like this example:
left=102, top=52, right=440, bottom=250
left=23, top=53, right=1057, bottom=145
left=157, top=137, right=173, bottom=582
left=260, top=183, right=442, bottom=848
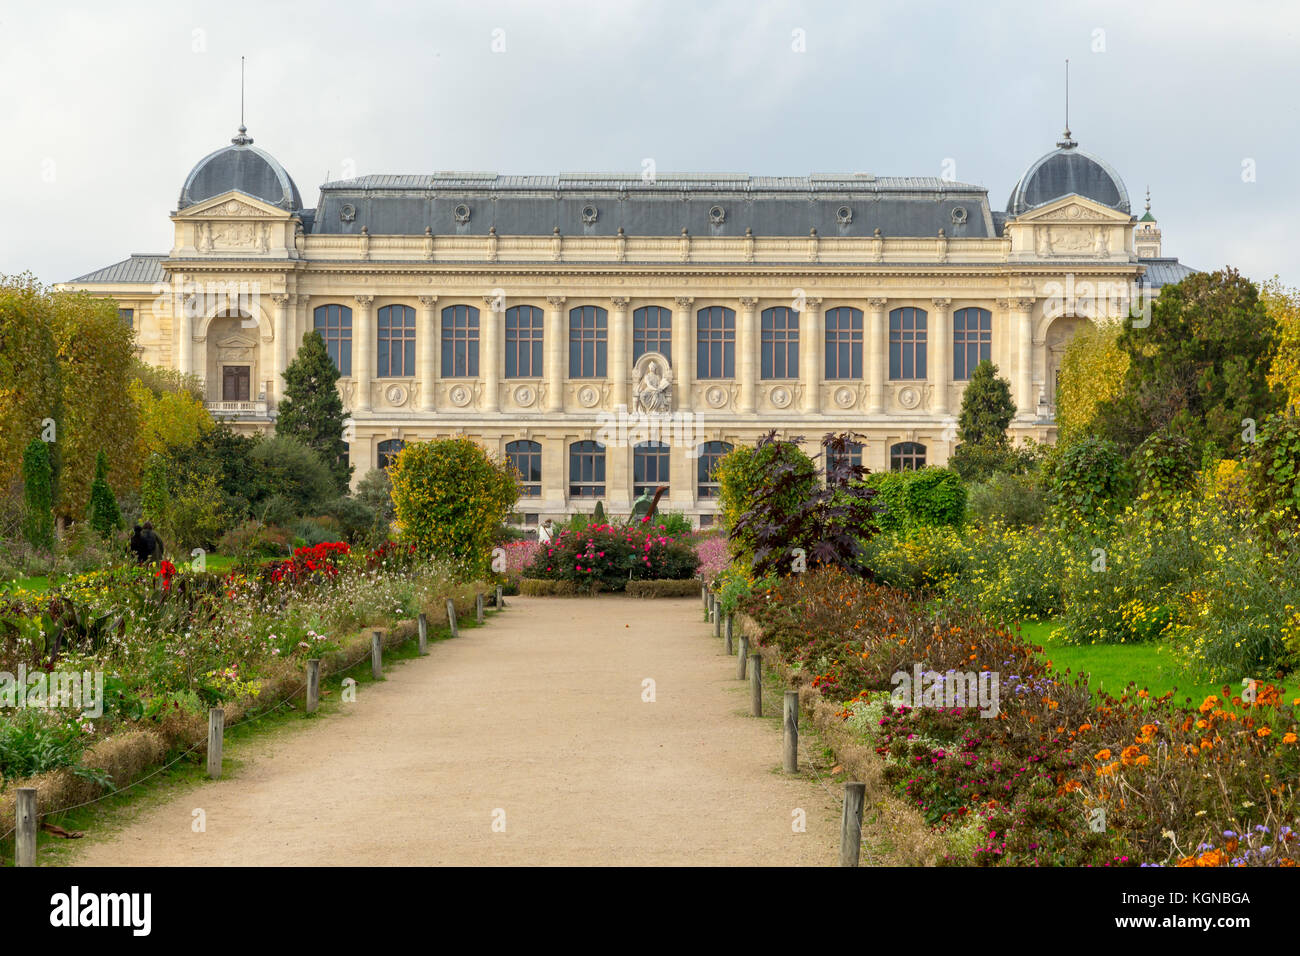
left=3, top=0, right=1297, bottom=287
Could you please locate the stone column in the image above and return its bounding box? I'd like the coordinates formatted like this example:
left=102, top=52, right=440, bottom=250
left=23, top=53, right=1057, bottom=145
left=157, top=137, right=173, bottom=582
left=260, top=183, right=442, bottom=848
left=296, top=295, right=311, bottom=349
left=610, top=296, right=630, bottom=409
left=738, top=297, right=758, bottom=414
left=178, top=307, right=194, bottom=377
left=866, top=297, right=888, bottom=414
left=271, top=294, right=291, bottom=406
left=672, top=296, right=694, bottom=412
left=545, top=295, right=566, bottom=412
left=1012, top=297, right=1035, bottom=416
left=481, top=294, right=501, bottom=412
left=801, top=296, right=822, bottom=413
left=930, top=297, right=952, bottom=416
left=668, top=443, right=694, bottom=510
left=608, top=442, right=631, bottom=512
left=418, top=295, right=438, bottom=412
left=353, top=294, right=374, bottom=412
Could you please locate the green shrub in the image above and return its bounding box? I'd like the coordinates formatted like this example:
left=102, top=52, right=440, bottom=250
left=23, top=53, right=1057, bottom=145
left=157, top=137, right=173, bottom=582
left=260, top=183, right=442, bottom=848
left=217, top=520, right=292, bottom=559
left=86, top=450, right=122, bottom=539
left=21, top=438, right=54, bottom=551
left=1246, top=409, right=1300, bottom=521
left=863, top=525, right=968, bottom=590
left=1132, top=429, right=1197, bottom=498
left=523, top=523, right=698, bottom=591
left=966, top=472, right=1047, bottom=529
left=389, top=437, right=520, bottom=577
left=518, top=578, right=587, bottom=596
left=249, top=436, right=337, bottom=517
left=626, top=579, right=701, bottom=598
left=860, top=467, right=965, bottom=535
left=714, top=441, right=816, bottom=560
left=1047, top=436, right=1130, bottom=521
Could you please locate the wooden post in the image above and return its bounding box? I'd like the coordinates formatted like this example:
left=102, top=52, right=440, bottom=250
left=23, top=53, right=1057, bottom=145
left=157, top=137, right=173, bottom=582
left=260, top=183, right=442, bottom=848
left=446, top=598, right=459, bottom=638
left=783, top=690, right=799, bottom=772
left=207, top=707, right=224, bottom=780
left=417, top=613, right=428, bottom=656
left=736, top=635, right=748, bottom=680
left=371, top=629, right=383, bottom=680
left=14, top=787, right=36, bottom=867
left=705, top=590, right=713, bottom=622
left=476, top=593, right=485, bottom=624
left=306, top=659, right=321, bottom=714
left=749, top=652, right=762, bottom=716
left=701, top=583, right=708, bottom=609
left=724, top=614, right=734, bottom=654
left=712, top=602, right=722, bottom=639
left=841, top=782, right=867, bottom=867
left=495, top=584, right=504, bottom=609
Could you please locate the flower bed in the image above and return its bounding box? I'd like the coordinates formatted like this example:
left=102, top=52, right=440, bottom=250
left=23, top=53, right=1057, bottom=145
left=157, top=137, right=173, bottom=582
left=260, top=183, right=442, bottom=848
left=744, top=568, right=1300, bottom=867
left=522, top=522, right=697, bottom=592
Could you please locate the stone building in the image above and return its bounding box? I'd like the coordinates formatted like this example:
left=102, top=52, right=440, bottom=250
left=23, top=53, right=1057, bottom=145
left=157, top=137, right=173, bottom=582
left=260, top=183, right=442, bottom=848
left=62, top=123, right=1192, bottom=525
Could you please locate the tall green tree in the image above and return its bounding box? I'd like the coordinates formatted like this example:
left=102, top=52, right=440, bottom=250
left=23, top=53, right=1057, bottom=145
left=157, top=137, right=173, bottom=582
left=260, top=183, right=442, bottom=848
left=87, top=449, right=123, bottom=538
left=275, top=331, right=352, bottom=494
left=950, top=361, right=1020, bottom=482
left=21, top=438, right=54, bottom=550
left=1094, top=268, right=1285, bottom=458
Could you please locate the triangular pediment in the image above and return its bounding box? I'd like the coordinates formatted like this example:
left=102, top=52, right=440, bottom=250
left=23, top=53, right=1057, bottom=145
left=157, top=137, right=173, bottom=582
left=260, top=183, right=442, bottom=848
left=214, top=330, right=259, bottom=349
left=1011, top=194, right=1132, bottom=224
left=174, top=191, right=291, bottom=220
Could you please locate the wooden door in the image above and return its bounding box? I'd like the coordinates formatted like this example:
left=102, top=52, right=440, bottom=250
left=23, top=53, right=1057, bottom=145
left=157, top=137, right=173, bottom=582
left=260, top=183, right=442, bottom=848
left=222, top=365, right=251, bottom=401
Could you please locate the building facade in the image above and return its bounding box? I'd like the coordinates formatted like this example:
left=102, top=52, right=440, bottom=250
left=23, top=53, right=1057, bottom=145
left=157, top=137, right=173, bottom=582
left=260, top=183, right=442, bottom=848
left=63, top=124, right=1192, bottom=525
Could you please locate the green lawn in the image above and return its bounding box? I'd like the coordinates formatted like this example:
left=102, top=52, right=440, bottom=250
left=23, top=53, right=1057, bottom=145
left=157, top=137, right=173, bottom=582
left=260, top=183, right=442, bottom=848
left=1017, top=619, right=1296, bottom=709
left=2, top=553, right=263, bottom=597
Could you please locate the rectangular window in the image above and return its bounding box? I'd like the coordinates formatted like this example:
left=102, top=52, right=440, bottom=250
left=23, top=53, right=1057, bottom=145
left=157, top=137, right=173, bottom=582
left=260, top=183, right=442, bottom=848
left=633, top=443, right=670, bottom=497
left=505, top=306, right=545, bottom=378
left=569, top=441, right=606, bottom=498
left=118, top=308, right=134, bottom=329
left=377, top=305, right=416, bottom=377
left=761, top=307, right=799, bottom=379
left=568, top=306, right=608, bottom=378
left=696, top=307, right=736, bottom=379
left=314, top=304, right=353, bottom=376
left=507, top=440, right=543, bottom=498
left=441, top=305, right=480, bottom=377
left=824, top=307, right=863, bottom=379
left=889, top=307, right=927, bottom=380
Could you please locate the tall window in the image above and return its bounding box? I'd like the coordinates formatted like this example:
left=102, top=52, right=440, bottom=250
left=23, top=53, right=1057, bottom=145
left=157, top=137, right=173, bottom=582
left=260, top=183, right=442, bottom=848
left=890, top=442, right=926, bottom=471
left=569, top=440, right=606, bottom=498
left=377, top=305, right=416, bottom=377
left=696, top=441, right=733, bottom=498
left=633, top=306, right=672, bottom=363
left=760, top=307, right=799, bottom=379
left=889, top=307, right=927, bottom=380
left=118, top=308, right=135, bottom=329
left=441, top=305, right=479, bottom=377
left=696, top=306, right=736, bottom=379
left=633, top=442, right=670, bottom=496
left=377, top=439, right=406, bottom=470
left=569, top=306, right=608, bottom=378
left=952, top=307, right=992, bottom=380
left=506, top=439, right=542, bottom=498
left=314, top=304, right=353, bottom=375
left=505, top=306, right=544, bottom=378
left=824, top=307, right=863, bottom=379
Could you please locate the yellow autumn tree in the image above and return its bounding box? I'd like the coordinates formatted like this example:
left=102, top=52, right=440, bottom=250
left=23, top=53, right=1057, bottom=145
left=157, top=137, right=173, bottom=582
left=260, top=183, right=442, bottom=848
left=1262, top=277, right=1300, bottom=410
left=129, top=366, right=213, bottom=458
left=1055, top=321, right=1130, bottom=445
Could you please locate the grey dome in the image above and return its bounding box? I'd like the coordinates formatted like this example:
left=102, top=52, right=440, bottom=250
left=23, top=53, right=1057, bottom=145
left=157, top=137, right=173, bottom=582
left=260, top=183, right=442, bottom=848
left=178, top=127, right=302, bottom=211
left=1007, top=140, right=1129, bottom=217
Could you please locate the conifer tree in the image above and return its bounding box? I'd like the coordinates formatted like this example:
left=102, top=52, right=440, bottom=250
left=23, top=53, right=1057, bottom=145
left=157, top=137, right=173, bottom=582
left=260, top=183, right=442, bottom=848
left=22, top=437, right=55, bottom=550
left=87, top=449, right=123, bottom=538
left=275, top=331, right=352, bottom=494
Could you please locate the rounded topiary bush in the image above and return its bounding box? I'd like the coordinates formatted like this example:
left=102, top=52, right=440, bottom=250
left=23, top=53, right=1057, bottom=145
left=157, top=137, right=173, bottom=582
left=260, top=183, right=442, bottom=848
left=1047, top=436, right=1130, bottom=521
left=388, top=437, right=519, bottom=576
left=1132, top=429, right=1196, bottom=497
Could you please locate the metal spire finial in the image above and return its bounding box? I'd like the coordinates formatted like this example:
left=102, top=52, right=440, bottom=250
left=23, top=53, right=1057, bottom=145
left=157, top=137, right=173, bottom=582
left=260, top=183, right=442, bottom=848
left=1057, top=58, right=1077, bottom=149
left=1145, top=186, right=1151, bottom=214
left=232, top=56, right=253, bottom=145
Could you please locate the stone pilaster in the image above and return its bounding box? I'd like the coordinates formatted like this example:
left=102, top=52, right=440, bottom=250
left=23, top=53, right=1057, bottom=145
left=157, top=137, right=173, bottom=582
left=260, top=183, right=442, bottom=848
left=353, top=295, right=374, bottom=412
left=866, top=297, right=888, bottom=414
left=672, top=296, right=694, bottom=411
left=930, top=297, right=952, bottom=415
left=545, top=295, right=566, bottom=412
left=418, top=295, right=438, bottom=412
left=610, top=296, right=630, bottom=408
left=738, top=297, right=758, bottom=414
left=801, top=297, right=822, bottom=413
left=481, top=294, right=501, bottom=412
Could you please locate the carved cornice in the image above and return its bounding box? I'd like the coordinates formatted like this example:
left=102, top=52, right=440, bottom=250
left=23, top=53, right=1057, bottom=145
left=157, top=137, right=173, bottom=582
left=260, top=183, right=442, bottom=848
left=931, top=297, right=952, bottom=309
left=738, top=296, right=759, bottom=308
left=609, top=296, right=630, bottom=308
left=867, top=297, right=888, bottom=308
left=1008, top=297, right=1036, bottom=311
left=417, top=295, right=438, bottom=307
left=674, top=295, right=695, bottom=308
left=546, top=295, right=566, bottom=307
left=354, top=294, right=375, bottom=306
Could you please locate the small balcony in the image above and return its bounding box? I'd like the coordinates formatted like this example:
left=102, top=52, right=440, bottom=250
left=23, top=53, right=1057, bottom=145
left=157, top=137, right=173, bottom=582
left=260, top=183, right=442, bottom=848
left=206, top=399, right=270, bottom=419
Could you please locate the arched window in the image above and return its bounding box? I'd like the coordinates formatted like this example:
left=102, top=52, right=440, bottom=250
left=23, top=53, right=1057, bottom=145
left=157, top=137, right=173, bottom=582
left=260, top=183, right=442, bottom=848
left=953, top=307, right=992, bottom=380
left=377, top=305, right=416, bottom=377
left=441, top=305, right=480, bottom=377
left=377, top=439, right=406, bottom=470
left=696, top=306, right=736, bottom=379
left=633, top=306, right=672, bottom=363
left=506, top=439, right=542, bottom=498
left=505, top=306, right=544, bottom=378
left=824, top=307, right=863, bottom=379
left=568, top=440, right=606, bottom=498
left=696, top=441, right=733, bottom=498
left=890, top=441, right=926, bottom=471
left=761, top=307, right=799, bottom=379
left=633, top=441, right=670, bottom=497
left=889, top=307, right=927, bottom=380
left=314, top=304, right=353, bottom=375
left=825, top=439, right=864, bottom=471
left=569, top=306, right=608, bottom=377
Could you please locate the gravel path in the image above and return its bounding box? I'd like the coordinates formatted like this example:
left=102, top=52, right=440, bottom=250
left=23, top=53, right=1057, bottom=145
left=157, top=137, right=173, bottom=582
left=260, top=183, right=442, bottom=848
left=69, top=595, right=842, bottom=866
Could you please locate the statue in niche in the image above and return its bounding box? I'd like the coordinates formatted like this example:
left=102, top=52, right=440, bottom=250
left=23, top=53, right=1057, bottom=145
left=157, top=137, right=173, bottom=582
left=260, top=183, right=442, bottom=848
left=634, top=359, right=672, bottom=414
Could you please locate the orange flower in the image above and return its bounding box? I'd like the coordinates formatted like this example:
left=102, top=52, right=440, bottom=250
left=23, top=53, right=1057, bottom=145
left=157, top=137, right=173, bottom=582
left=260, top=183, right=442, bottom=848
left=1121, top=745, right=1142, bottom=765
left=1094, top=748, right=1112, bottom=761
left=1283, top=732, right=1298, bottom=745
left=1198, top=695, right=1219, bottom=714
left=1258, top=727, right=1272, bottom=738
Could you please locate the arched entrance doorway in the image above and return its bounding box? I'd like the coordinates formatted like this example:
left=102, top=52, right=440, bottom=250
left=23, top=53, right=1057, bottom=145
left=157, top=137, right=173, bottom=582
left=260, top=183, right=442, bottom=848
left=1044, top=315, right=1092, bottom=416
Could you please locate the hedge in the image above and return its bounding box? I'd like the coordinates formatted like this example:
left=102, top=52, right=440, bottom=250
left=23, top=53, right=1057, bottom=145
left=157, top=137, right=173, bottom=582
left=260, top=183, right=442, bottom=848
left=859, top=467, right=965, bottom=534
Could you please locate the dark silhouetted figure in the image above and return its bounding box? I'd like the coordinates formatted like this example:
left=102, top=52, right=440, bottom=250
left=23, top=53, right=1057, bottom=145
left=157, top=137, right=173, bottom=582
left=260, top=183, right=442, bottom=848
left=133, top=520, right=163, bottom=565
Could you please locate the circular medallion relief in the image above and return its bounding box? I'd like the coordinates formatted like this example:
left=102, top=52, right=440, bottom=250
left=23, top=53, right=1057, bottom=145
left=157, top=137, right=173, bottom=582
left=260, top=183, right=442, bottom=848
left=514, top=385, right=537, bottom=407
left=705, top=386, right=728, bottom=409
left=897, top=386, right=921, bottom=409
left=769, top=386, right=792, bottom=409
left=448, top=384, right=472, bottom=407
left=384, top=384, right=409, bottom=407
left=578, top=386, right=601, bottom=408
left=834, top=386, right=857, bottom=409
